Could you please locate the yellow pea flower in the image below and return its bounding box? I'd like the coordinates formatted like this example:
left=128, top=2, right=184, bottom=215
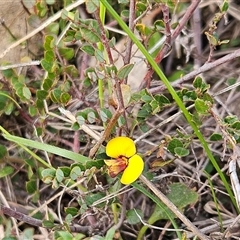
left=104, top=137, right=144, bottom=185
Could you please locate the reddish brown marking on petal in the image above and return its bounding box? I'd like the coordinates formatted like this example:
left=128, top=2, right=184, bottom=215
left=106, top=156, right=129, bottom=178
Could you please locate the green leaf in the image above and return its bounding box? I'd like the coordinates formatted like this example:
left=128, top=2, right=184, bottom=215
left=174, top=147, right=189, bottom=157
left=224, top=115, right=238, bottom=124
left=85, top=192, right=105, bottom=206
left=28, top=105, right=38, bottom=117
left=167, top=139, right=183, bottom=154
left=41, top=168, right=56, bottom=184
left=81, top=45, right=95, bottom=56
left=85, top=159, right=104, bottom=169
left=99, top=108, right=112, bottom=122
left=95, top=49, right=105, bottom=63
left=87, top=111, right=96, bottom=123
left=61, top=9, right=75, bottom=21
left=210, top=133, right=223, bottom=141
left=55, top=231, right=73, bottom=240
left=154, top=19, right=165, bottom=30
left=22, top=228, right=34, bottom=240
left=60, top=92, right=71, bottom=104
left=45, top=22, right=59, bottom=35
left=117, top=64, right=134, bottom=80
left=221, top=0, right=229, bottom=12
left=43, top=78, right=54, bottom=91
left=141, top=95, right=152, bottom=103
left=70, top=166, right=81, bottom=180
left=36, top=90, right=48, bottom=100
left=80, top=28, right=100, bottom=43
left=0, top=144, right=7, bottom=158
left=86, top=0, right=99, bottom=14
left=58, top=167, right=71, bottom=177
left=0, top=166, right=14, bottom=178
left=126, top=209, right=143, bottom=224
left=150, top=99, right=160, bottom=114
left=63, top=65, right=79, bottom=78
left=56, top=168, right=64, bottom=182
left=105, top=227, right=115, bottom=240
left=42, top=220, right=55, bottom=228
left=41, top=59, right=55, bottom=72
left=194, top=98, right=210, bottom=114
left=136, top=2, right=147, bottom=12
left=44, top=50, right=55, bottom=62
left=26, top=180, right=37, bottom=194
left=0, top=92, right=9, bottom=111
left=232, top=121, right=240, bottom=130
left=193, top=76, right=204, bottom=89
left=50, top=88, right=61, bottom=103
left=65, top=207, right=79, bottom=216
left=36, top=99, right=44, bottom=109
left=58, top=47, right=74, bottom=60
left=155, top=94, right=170, bottom=105
left=44, top=35, right=55, bottom=50
left=121, top=9, right=129, bottom=18
left=1, top=67, right=16, bottom=78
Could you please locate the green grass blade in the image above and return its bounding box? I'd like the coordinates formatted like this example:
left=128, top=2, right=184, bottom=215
left=0, top=127, right=90, bottom=164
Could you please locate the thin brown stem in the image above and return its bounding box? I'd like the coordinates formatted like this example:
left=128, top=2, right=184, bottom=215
left=94, top=9, right=114, bottom=64
left=123, top=0, right=136, bottom=74
left=94, top=7, right=129, bottom=135
left=89, top=107, right=124, bottom=158
left=139, top=0, right=201, bottom=90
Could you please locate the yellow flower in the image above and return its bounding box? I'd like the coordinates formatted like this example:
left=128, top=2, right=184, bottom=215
left=104, top=137, right=144, bottom=185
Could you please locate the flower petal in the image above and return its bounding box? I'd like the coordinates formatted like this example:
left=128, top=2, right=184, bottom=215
left=106, top=137, right=136, bottom=158
left=104, top=159, right=127, bottom=178
left=120, top=154, right=144, bottom=185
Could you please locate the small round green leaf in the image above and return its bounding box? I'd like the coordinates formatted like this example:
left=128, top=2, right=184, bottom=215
left=86, top=0, right=99, bottom=14
left=65, top=207, right=79, bottom=216
left=167, top=139, right=183, bottom=154
left=36, top=90, right=48, bottom=100
left=70, top=166, right=81, bottom=180
left=41, top=168, right=56, bottom=184
left=210, top=133, right=223, bottom=141
left=56, top=168, right=64, bottom=183
left=117, top=64, right=134, bottom=80
left=26, top=180, right=37, bottom=194
left=194, top=98, right=210, bottom=114
left=23, top=86, right=31, bottom=99
left=232, top=121, right=240, bottom=130
left=58, top=47, right=74, bottom=60
left=0, top=144, right=7, bottom=159
left=0, top=166, right=14, bottom=178
left=99, top=108, right=112, bottom=122
left=81, top=45, right=95, bottom=56
left=174, top=147, right=190, bottom=157
left=126, top=209, right=143, bottom=224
